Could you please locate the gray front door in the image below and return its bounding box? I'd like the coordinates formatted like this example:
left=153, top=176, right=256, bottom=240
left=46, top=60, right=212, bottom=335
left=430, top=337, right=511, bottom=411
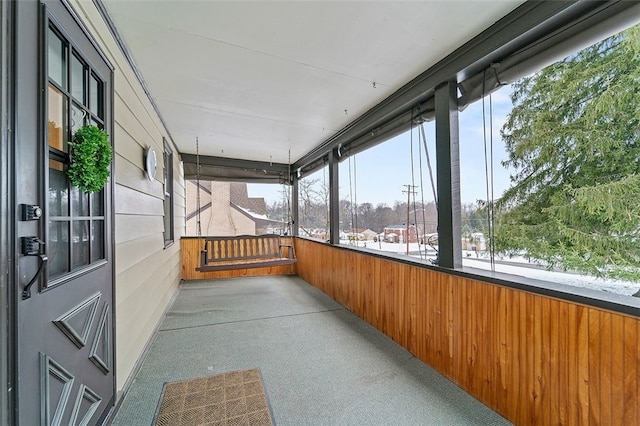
left=15, top=1, right=114, bottom=424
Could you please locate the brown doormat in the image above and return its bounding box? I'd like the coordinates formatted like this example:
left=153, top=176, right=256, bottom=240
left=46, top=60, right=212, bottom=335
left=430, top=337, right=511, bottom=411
left=153, top=368, right=275, bottom=426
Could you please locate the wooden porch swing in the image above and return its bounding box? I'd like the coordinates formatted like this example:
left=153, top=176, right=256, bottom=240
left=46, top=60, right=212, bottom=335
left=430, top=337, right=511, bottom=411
left=193, top=142, right=296, bottom=272
left=196, top=234, right=296, bottom=272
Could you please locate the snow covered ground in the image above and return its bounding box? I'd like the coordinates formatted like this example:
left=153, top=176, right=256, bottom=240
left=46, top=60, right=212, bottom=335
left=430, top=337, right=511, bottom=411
left=341, top=239, right=640, bottom=298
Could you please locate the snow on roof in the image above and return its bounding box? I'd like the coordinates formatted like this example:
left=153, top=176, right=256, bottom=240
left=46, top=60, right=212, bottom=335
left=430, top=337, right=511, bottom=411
left=235, top=205, right=271, bottom=220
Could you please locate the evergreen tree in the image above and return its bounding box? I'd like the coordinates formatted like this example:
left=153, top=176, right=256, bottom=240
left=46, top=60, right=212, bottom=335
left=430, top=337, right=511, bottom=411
left=496, top=25, right=640, bottom=280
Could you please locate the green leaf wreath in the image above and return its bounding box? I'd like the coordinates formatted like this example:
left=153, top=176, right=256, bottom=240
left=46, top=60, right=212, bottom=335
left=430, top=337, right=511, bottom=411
left=67, top=125, right=112, bottom=193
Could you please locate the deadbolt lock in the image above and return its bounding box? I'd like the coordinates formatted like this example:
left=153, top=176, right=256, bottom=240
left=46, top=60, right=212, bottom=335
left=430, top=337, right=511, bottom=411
left=20, top=204, right=42, bottom=221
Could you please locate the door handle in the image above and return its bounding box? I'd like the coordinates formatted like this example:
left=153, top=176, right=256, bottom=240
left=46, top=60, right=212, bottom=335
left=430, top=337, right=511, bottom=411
left=20, top=236, right=47, bottom=300
left=22, top=254, right=47, bottom=300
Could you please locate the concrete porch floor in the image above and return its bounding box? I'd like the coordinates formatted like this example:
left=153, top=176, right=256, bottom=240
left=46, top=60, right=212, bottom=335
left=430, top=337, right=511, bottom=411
left=111, top=275, right=511, bottom=425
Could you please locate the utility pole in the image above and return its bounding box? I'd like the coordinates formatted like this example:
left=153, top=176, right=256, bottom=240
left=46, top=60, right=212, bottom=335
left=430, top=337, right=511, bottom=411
left=402, top=185, right=418, bottom=256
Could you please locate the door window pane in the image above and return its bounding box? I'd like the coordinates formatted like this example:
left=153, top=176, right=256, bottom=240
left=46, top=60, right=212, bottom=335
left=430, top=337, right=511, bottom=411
left=72, top=220, right=90, bottom=268
left=47, top=84, right=67, bottom=151
left=48, top=221, right=69, bottom=278
left=90, top=75, right=103, bottom=118
left=91, top=220, right=104, bottom=262
left=71, top=186, right=89, bottom=217
left=71, top=54, right=86, bottom=103
left=47, top=28, right=66, bottom=88
left=71, top=103, right=87, bottom=135
left=49, top=160, right=69, bottom=217
left=91, top=191, right=104, bottom=216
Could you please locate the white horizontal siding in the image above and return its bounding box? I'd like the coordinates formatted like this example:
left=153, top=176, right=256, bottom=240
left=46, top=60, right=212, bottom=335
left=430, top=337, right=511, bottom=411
left=70, top=0, right=184, bottom=393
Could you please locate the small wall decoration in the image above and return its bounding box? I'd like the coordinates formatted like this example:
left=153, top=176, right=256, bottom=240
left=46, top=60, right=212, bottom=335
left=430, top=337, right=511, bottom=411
left=67, top=125, right=112, bottom=193
left=144, top=146, right=157, bottom=181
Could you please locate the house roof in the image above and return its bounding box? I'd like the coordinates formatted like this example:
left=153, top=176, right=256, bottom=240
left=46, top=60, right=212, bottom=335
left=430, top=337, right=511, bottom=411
left=230, top=182, right=267, bottom=215
left=231, top=204, right=284, bottom=225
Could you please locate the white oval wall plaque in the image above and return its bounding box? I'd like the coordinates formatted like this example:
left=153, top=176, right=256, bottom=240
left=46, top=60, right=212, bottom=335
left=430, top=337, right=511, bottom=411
left=145, top=146, right=157, bottom=181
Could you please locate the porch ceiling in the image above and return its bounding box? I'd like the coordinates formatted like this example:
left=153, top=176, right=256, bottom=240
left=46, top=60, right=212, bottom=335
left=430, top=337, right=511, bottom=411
left=101, top=0, right=523, bottom=165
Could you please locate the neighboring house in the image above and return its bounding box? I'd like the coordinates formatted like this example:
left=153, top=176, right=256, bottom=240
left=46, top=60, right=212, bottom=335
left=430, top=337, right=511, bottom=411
left=186, top=180, right=284, bottom=235
left=344, top=228, right=365, bottom=241
left=343, top=228, right=376, bottom=241
left=463, top=232, right=486, bottom=252
left=232, top=204, right=288, bottom=234
left=230, top=182, right=268, bottom=216
left=383, top=224, right=418, bottom=243
left=385, top=232, right=399, bottom=243
left=361, top=229, right=378, bottom=241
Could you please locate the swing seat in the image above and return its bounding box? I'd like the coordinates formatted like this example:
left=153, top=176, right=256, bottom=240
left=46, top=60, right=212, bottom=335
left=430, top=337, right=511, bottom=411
left=196, top=234, right=296, bottom=272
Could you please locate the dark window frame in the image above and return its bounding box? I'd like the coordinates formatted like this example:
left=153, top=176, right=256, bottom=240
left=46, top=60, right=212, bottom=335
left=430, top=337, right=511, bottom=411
left=45, top=20, right=109, bottom=287
left=163, top=138, right=174, bottom=247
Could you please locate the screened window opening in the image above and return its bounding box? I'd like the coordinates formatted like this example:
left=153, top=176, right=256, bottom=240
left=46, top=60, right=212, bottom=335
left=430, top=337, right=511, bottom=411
left=458, top=21, right=640, bottom=299
left=186, top=180, right=288, bottom=236
left=337, top=121, right=437, bottom=262
left=297, top=165, right=329, bottom=241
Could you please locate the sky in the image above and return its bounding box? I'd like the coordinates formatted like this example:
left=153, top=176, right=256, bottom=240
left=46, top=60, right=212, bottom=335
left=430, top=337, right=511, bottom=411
left=246, top=21, right=640, bottom=209
left=248, top=84, right=515, bottom=208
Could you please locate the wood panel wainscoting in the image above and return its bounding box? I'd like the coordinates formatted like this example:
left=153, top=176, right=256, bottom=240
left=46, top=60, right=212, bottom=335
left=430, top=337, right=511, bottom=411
left=181, top=236, right=296, bottom=280
left=294, top=237, right=639, bottom=426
